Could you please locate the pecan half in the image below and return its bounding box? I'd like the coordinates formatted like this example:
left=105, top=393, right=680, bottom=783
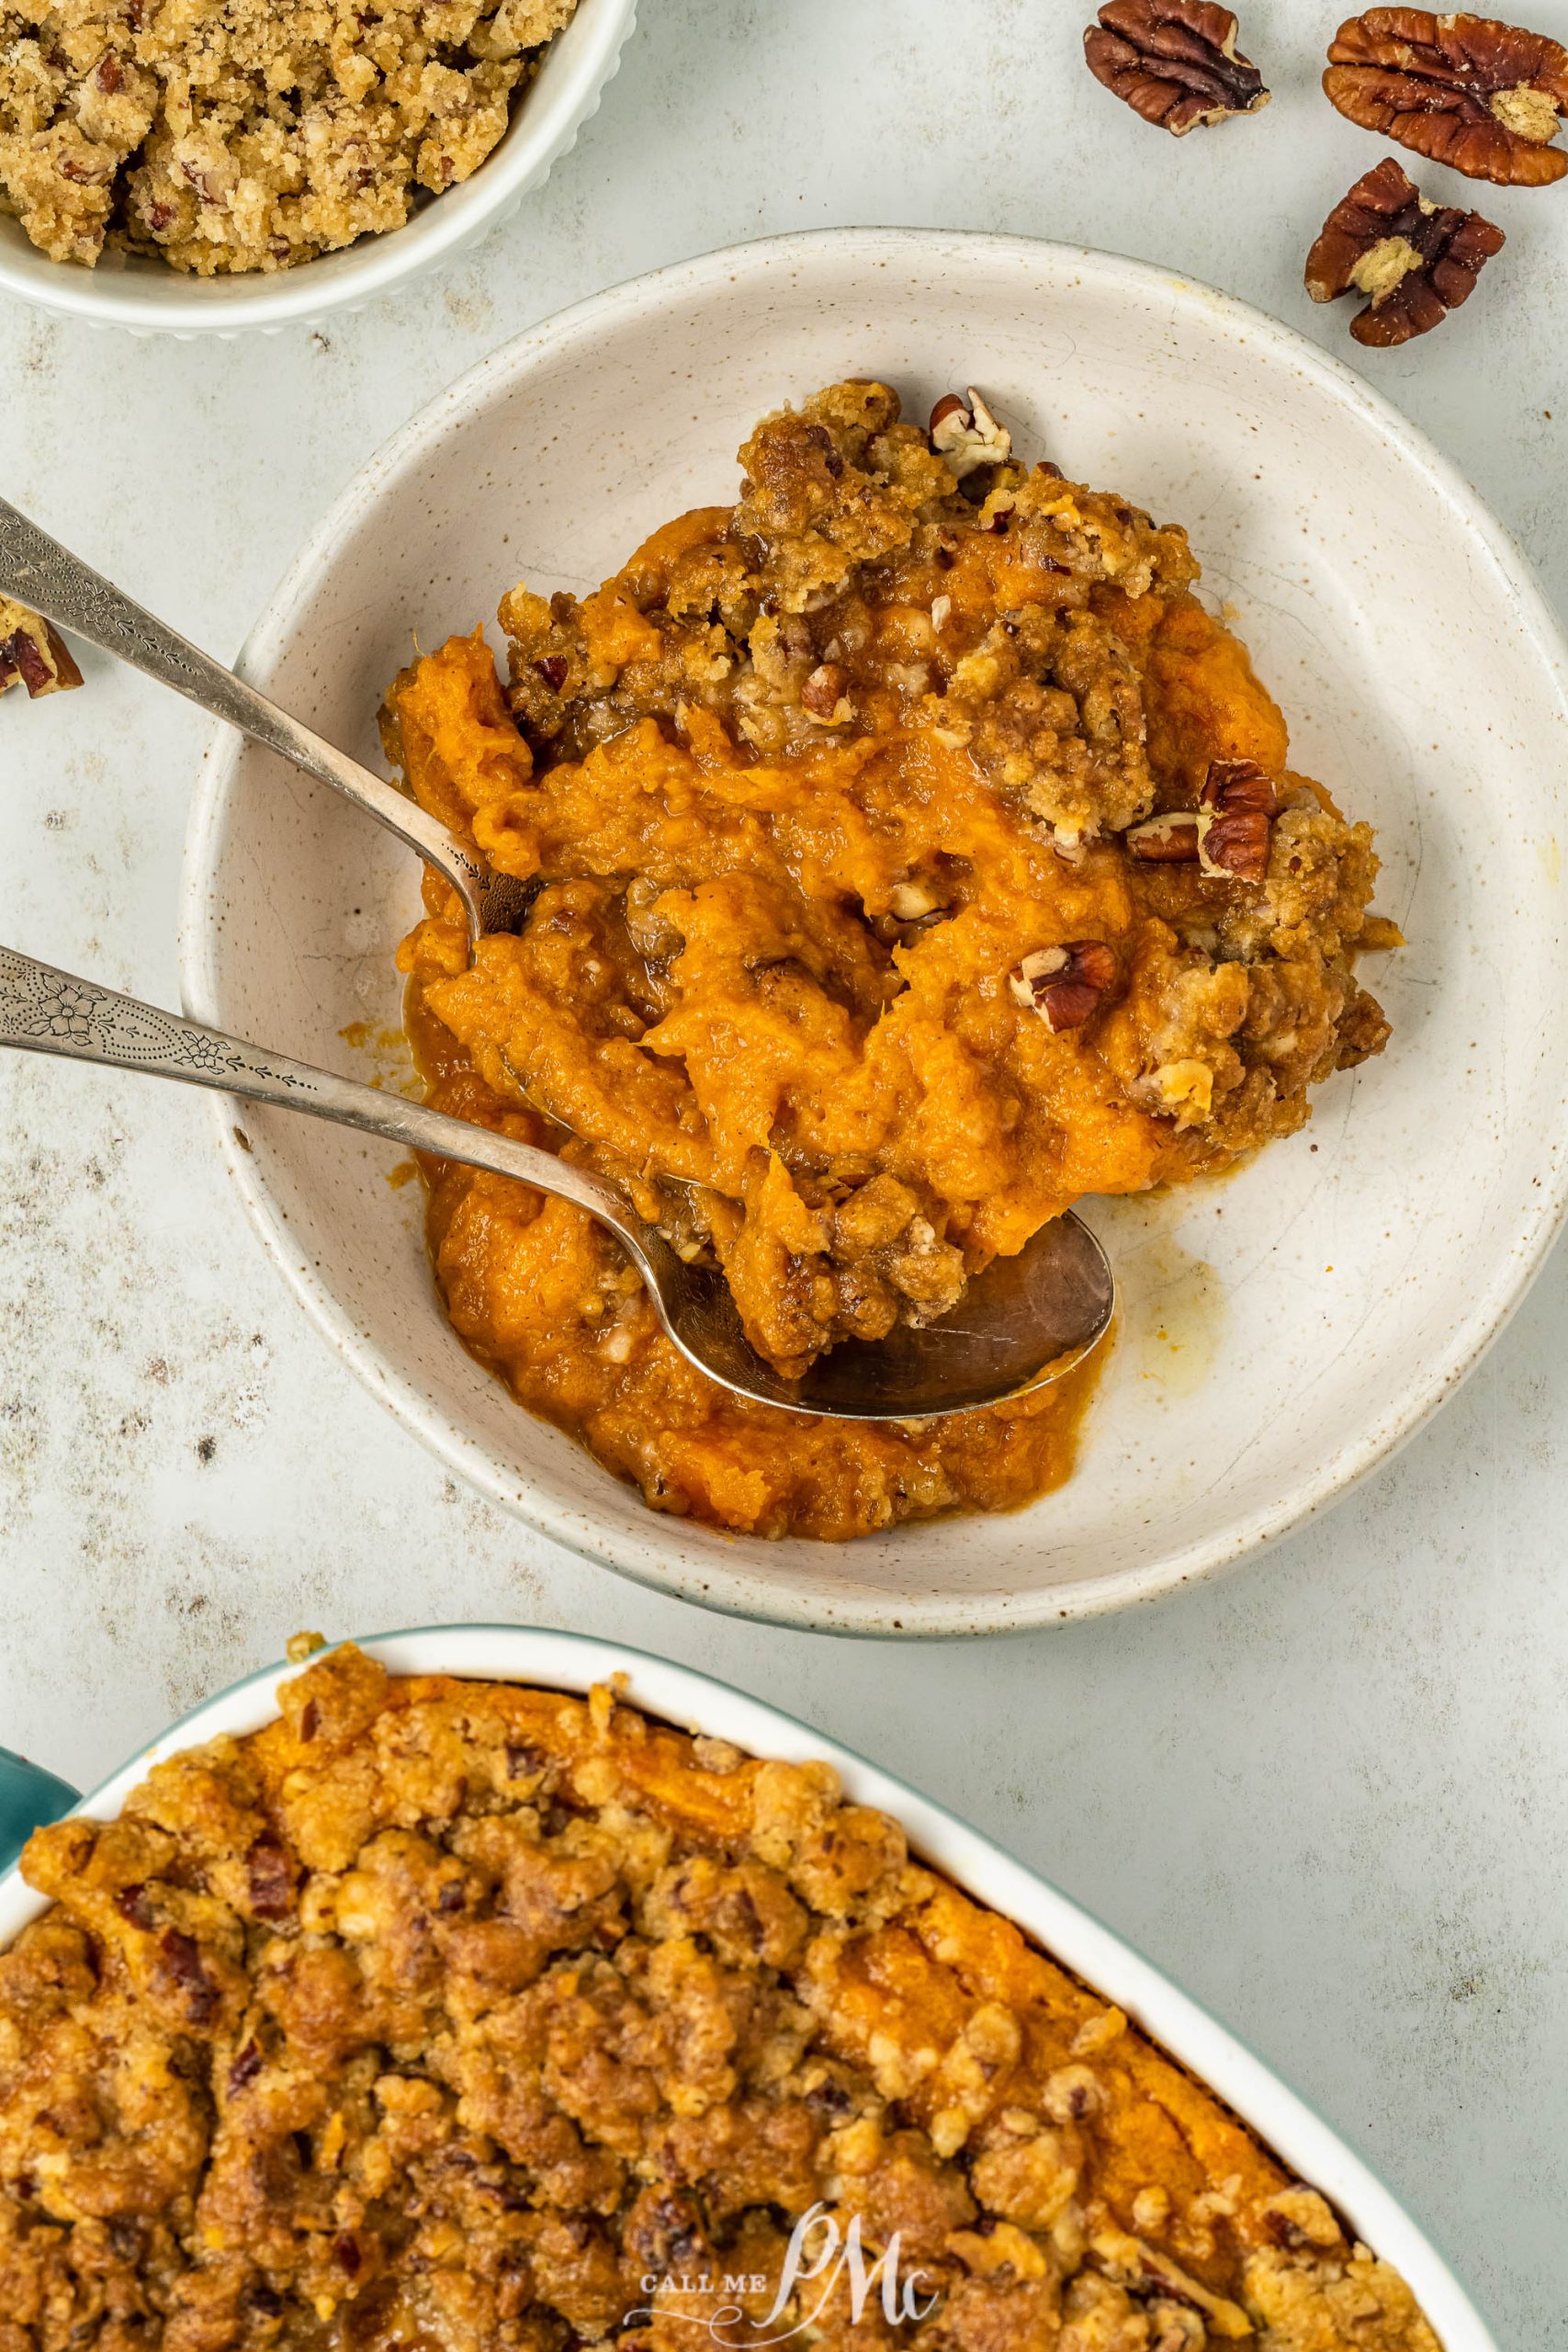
left=1084, top=1, right=1269, bottom=134
left=1305, top=158, right=1504, bottom=345
left=1198, top=756, right=1277, bottom=878
left=1325, top=10, right=1568, bottom=186
left=1009, top=941, right=1117, bottom=1031
left=930, top=389, right=1012, bottom=481
left=1125, top=762, right=1278, bottom=880
left=0, top=599, right=83, bottom=700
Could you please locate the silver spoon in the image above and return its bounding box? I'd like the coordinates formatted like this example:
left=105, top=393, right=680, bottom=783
left=0, top=946, right=1113, bottom=1419
left=0, top=497, right=527, bottom=956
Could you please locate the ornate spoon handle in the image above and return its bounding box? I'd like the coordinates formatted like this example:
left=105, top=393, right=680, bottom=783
left=0, top=946, right=1114, bottom=1419
left=0, top=496, right=519, bottom=946
left=0, top=944, right=639, bottom=1243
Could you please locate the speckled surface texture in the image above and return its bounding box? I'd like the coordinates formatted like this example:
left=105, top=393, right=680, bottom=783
left=1, top=3, right=1565, bottom=2343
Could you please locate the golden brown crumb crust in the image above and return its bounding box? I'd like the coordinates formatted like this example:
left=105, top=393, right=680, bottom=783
left=0, top=1645, right=1439, bottom=2351
left=0, top=0, right=577, bottom=272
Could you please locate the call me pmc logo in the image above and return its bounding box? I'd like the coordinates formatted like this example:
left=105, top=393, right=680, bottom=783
left=630, top=2203, right=940, bottom=2348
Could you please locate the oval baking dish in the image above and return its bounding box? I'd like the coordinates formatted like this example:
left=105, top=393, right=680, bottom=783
left=0, top=1623, right=1496, bottom=2348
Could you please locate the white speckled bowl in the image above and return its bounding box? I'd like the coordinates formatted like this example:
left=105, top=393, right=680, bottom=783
left=0, top=1626, right=1502, bottom=2349
left=180, top=229, right=1568, bottom=1634
left=0, top=0, right=636, bottom=337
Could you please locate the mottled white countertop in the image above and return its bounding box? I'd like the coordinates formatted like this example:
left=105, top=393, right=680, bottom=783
left=2, top=3, right=1565, bottom=2341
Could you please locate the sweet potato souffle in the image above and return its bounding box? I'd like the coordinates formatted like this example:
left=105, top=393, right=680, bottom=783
left=383, top=380, right=1397, bottom=1542
left=0, top=1642, right=1440, bottom=2350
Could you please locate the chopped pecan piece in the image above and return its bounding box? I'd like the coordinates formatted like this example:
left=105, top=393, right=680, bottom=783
left=870, top=875, right=953, bottom=945
left=1258, top=2185, right=1347, bottom=2252
left=801, top=660, right=850, bottom=719
left=930, top=389, right=1012, bottom=481
left=113, top=1883, right=155, bottom=1929
left=1306, top=157, right=1504, bottom=344
left=157, top=1928, right=218, bottom=2024
left=1124, top=809, right=1201, bottom=862
left=0, top=598, right=83, bottom=700
left=246, top=1838, right=295, bottom=1920
left=1043, top=2064, right=1104, bottom=2120
left=1149, top=2308, right=1206, bottom=2352
left=889, top=876, right=945, bottom=922
left=227, top=2037, right=264, bottom=2096
left=1010, top=941, right=1117, bottom=1031
left=1325, top=10, right=1568, bottom=186
left=1083, top=1, right=1269, bottom=134
left=1090, top=2227, right=1252, bottom=2336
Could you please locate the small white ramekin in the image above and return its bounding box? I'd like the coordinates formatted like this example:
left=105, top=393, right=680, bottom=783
left=0, top=0, right=637, bottom=337
left=0, top=1626, right=1499, bottom=2351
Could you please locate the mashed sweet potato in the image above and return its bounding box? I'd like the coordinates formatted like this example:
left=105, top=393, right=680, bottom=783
left=383, top=381, right=1395, bottom=1541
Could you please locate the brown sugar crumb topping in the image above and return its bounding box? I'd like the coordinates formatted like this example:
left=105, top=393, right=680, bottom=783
left=1083, top=1, right=1269, bottom=134
left=1305, top=155, right=1505, bottom=345
left=0, top=1645, right=1444, bottom=2351
left=0, top=0, right=581, bottom=273
left=1325, top=9, right=1568, bottom=186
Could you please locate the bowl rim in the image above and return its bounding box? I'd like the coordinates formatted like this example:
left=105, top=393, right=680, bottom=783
left=0, top=1621, right=1501, bottom=2351
left=179, top=225, right=1568, bottom=1634
left=0, top=0, right=637, bottom=335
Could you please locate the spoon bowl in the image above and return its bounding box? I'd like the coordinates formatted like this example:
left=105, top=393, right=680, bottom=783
left=630, top=1214, right=1111, bottom=1417
left=0, top=945, right=1112, bottom=1420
